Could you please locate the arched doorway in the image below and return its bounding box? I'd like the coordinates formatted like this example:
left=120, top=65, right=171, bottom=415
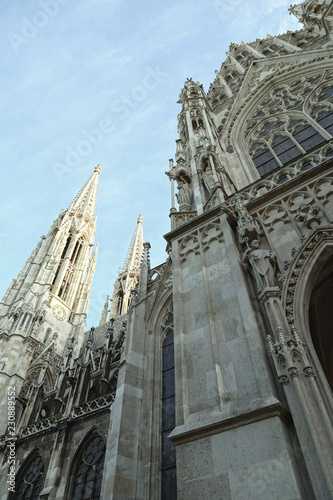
left=309, top=254, right=333, bottom=391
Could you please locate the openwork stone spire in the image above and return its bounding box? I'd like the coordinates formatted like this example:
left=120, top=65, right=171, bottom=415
left=122, top=214, right=144, bottom=274
left=109, top=215, right=144, bottom=319
left=68, top=164, right=101, bottom=221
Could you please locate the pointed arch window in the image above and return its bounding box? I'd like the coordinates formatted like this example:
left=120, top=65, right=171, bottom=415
left=245, top=71, right=333, bottom=176
left=71, top=236, right=84, bottom=267
left=13, top=453, right=44, bottom=500
left=116, top=291, right=124, bottom=316
left=69, top=433, right=106, bottom=500
left=20, top=312, right=29, bottom=329
left=43, top=328, right=51, bottom=344
left=54, top=235, right=85, bottom=301
left=51, top=234, right=72, bottom=289
left=161, top=310, right=177, bottom=500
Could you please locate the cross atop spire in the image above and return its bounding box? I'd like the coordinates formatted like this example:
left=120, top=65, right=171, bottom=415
left=68, top=164, right=101, bottom=220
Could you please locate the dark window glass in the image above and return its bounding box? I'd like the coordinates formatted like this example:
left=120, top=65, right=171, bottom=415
left=252, top=119, right=329, bottom=177
left=70, top=434, right=106, bottom=500
left=61, top=236, right=71, bottom=260
left=294, top=124, right=317, bottom=142
left=165, top=314, right=174, bottom=328
left=271, top=135, right=302, bottom=164
left=318, top=111, right=333, bottom=136
left=256, top=158, right=279, bottom=177
left=14, top=455, right=44, bottom=500
left=163, top=369, right=175, bottom=399
left=318, top=86, right=333, bottom=100
left=271, top=134, right=292, bottom=151
left=162, top=396, right=176, bottom=430
left=278, top=145, right=302, bottom=164
left=163, top=343, right=175, bottom=371
left=162, top=468, right=177, bottom=500
left=161, top=328, right=177, bottom=500
left=253, top=148, right=276, bottom=165
left=162, top=430, right=177, bottom=467
left=293, top=123, right=327, bottom=151
left=300, top=162, right=313, bottom=172
left=277, top=175, right=288, bottom=185
left=253, top=147, right=279, bottom=176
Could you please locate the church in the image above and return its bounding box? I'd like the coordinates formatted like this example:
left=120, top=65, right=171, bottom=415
left=0, top=1, right=333, bottom=498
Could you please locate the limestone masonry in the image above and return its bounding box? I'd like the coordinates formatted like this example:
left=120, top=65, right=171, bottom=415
left=0, top=1, right=333, bottom=499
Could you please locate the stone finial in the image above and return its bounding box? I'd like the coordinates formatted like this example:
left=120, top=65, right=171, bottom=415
left=87, top=327, right=95, bottom=348
left=233, top=195, right=261, bottom=244
left=99, top=295, right=110, bottom=326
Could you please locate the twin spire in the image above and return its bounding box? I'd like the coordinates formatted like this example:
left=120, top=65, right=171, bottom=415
left=121, top=214, right=144, bottom=274
left=68, top=164, right=102, bottom=220
left=67, top=165, right=145, bottom=321
left=103, top=215, right=145, bottom=321
left=66, top=164, right=144, bottom=322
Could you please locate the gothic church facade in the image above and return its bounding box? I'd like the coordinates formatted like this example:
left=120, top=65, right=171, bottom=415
left=0, top=1, right=333, bottom=499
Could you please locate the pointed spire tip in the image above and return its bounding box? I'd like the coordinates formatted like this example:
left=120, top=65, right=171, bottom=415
left=95, top=164, right=102, bottom=174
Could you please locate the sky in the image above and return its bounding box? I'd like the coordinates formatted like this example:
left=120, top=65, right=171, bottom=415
left=0, top=0, right=302, bottom=328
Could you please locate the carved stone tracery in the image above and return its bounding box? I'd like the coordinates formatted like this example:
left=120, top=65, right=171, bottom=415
left=283, top=228, right=333, bottom=326
left=245, top=70, right=333, bottom=176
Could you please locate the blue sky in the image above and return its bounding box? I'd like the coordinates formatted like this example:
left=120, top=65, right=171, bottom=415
left=0, top=0, right=301, bottom=327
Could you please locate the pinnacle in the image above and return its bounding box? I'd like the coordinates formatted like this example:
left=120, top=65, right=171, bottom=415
left=122, top=215, right=144, bottom=273
left=67, top=165, right=101, bottom=219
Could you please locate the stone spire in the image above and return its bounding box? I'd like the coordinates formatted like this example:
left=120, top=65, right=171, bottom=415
left=67, top=164, right=101, bottom=221
left=49, top=165, right=101, bottom=314
left=0, top=165, right=101, bottom=434
left=122, top=214, right=144, bottom=275
left=99, top=295, right=110, bottom=325
left=0, top=164, right=101, bottom=352
left=109, top=215, right=144, bottom=319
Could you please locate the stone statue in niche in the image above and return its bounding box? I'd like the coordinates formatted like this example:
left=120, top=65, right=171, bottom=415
left=216, top=166, right=236, bottom=195
left=242, top=239, right=277, bottom=292
left=202, top=165, right=215, bottom=192
left=176, top=181, right=191, bottom=209
left=37, top=352, right=50, bottom=385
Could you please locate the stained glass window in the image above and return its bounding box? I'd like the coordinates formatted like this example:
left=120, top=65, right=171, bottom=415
left=14, top=454, right=44, bottom=500
left=70, top=434, right=106, bottom=500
